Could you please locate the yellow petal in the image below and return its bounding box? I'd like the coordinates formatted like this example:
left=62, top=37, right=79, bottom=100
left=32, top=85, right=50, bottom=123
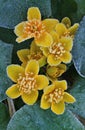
left=54, top=80, right=67, bottom=90
left=35, top=32, right=53, bottom=47
left=47, top=66, right=58, bottom=77
left=58, top=63, right=67, bottom=72
left=25, top=60, right=39, bottom=75
left=42, top=19, right=59, bottom=32
left=63, top=92, right=76, bottom=103
left=17, top=49, right=30, bottom=63
left=56, top=69, right=65, bottom=77
left=14, top=21, right=33, bottom=43
left=27, top=7, right=41, bottom=21
left=14, top=22, right=26, bottom=36
left=7, top=65, right=25, bottom=82
left=28, top=54, right=46, bottom=67
left=47, top=64, right=66, bottom=78
left=61, top=17, right=71, bottom=28
left=40, top=94, right=51, bottom=109
left=30, top=40, right=40, bottom=53
left=47, top=54, right=61, bottom=66
left=21, top=62, right=27, bottom=68
left=50, top=31, right=59, bottom=42
left=60, top=37, right=73, bottom=51
left=55, top=23, right=67, bottom=37
left=41, top=47, right=49, bottom=57
left=68, top=23, right=79, bottom=35
left=44, top=85, right=56, bottom=94
left=38, top=56, right=47, bottom=67
left=47, top=76, right=58, bottom=82
left=16, top=34, right=32, bottom=43
left=61, top=52, right=72, bottom=63
left=35, top=75, right=49, bottom=90
left=21, top=90, right=38, bottom=105
left=6, top=84, right=20, bottom=99
left=51, top=101, right=65, bottom=115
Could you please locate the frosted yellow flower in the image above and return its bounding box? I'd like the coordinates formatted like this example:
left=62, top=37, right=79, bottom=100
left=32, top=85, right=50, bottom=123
left=14, top=7, right=58, bottom=47
left=17, top=41, right=46, bottom=67
left=41, top=35, right=73, bottom=66
left=55, top=17, right=79, bottom=38
left=40, top=80, right=75, bottom=115
left=6, top=60, right=49, bottom=105
left=47, top=64, right=67, bottom=81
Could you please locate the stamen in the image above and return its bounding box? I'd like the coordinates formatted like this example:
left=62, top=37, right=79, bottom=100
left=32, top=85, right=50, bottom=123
left=17, top=72, right=37, bottom=94
left=49, top=43, right=65, bottom=59
left=63, top=31, right=70, bottom=37
left=29, top=52, right=43, bottom=60
left=23, top=19, right=45, bottom=39
left=45, top=88, right=64, bottom=104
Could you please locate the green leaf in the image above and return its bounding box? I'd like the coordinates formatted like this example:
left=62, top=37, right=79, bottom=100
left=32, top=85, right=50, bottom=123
left=67, top=66, right=85, bottom=119
left=0, top=40, right=13, bottom=102
left=0, top=28, right=16, bottom=44
left=72, top=16, right=85, bottom=77
left=0, top=103, right=10, bottom=130
left=12, top=39, right=32, bottom=64
left=0, top=0, right=51, bottom=29
left=51, top=0, right=77, bottom=21
left=51, top=0, right=85, bottom=23
left=72, top=0, right=85, bottom=22
left=7, top=103, right=85, bottom=130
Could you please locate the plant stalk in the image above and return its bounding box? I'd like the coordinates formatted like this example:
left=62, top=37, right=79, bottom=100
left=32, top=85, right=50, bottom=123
left=7, top=97, right=16, bottom=117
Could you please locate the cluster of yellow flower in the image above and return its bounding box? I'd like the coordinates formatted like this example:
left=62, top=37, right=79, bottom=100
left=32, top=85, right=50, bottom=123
left=6, top=7, right=79, bottom=115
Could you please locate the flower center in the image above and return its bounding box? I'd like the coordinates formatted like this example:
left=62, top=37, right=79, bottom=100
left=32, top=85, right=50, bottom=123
left=28, top=52, right=43, bottom=60
left=63, top=31, right=70, bottom=37
left=48, top=68, right=62, bottom=78
left=45, top=88, right=64, bottom=103
left=17, top=72, right=37, bottom=94
left=49, top=43, right=65, bottom=59
left=23, top=19, right=45, bottom=38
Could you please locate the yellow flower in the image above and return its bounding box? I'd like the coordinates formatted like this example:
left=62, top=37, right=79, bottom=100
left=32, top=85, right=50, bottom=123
left=14, top=7, right=58, bottom=47
left=55, top=17, right=79, bottom=38
left=17, top=41, right=47, bottom=67
left=40, top=80, right=75, bottom=115
left=6, top=60, right=49, bottom=105
left=47, top=64, right=67, bottom=81
left=41, top=35, right=73, bottom=66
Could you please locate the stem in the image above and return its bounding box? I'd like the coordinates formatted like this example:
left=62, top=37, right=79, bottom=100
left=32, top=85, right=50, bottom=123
left=7, top=97, right=16, bottom=117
